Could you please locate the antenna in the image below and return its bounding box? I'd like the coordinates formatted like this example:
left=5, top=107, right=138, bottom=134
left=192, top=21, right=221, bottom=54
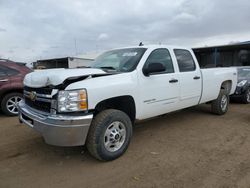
left=139, top=42, right=144, bottom=46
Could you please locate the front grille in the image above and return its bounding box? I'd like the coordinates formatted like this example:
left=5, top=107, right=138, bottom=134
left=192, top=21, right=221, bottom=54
left=24, top=96, right=51, bottom=113
left=24, top=86, right=53, bottom=95
left=23, top=86, right=56, bottom=113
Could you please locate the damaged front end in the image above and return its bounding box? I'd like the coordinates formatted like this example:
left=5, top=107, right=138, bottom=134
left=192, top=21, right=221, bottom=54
left=17, top=70, right=114, bottom=146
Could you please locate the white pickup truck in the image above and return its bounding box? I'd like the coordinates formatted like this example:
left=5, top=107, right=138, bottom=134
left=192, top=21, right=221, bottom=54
left=18, top=45, right=237, bottom=161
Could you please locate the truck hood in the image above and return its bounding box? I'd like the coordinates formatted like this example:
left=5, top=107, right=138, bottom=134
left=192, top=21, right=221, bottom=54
left=24, top=68, right=107, bottom=88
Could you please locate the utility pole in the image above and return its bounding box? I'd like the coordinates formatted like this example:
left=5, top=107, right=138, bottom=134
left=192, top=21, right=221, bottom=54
left=74, top=38, right=78, bottom=55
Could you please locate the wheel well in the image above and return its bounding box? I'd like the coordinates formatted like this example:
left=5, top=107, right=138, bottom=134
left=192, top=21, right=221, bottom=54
left=220, top=80, right=232, bottom=94
left=94, top=96, right=136, bottom=123
left=0, top=89, right=23, bottom=102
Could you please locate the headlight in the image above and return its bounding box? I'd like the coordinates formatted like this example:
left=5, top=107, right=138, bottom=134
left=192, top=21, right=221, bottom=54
left=57, top=89, right=87, bottom=112
left=237, top=80, right=247, bottom=87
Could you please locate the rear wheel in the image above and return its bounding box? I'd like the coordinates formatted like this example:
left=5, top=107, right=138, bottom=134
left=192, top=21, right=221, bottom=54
left=211, top=90, right=229, bottom=115
left=1, top=92, right=23, bottom=116
left=87, top=109, right=132, bottom=161
left=242, top=88, right=250, bottom=104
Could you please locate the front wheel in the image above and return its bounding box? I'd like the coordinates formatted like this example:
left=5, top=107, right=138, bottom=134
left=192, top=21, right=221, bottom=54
left=1, top=92, right=23, bottom=116
left=211, top=90, right=229, bottom=115
left=86, top=109, right=133, bottom=161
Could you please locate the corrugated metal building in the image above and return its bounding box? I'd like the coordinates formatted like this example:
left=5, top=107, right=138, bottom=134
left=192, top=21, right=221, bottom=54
left=193, top=41, right=250, bottom=68
left=35, top=56, right=95, bottom=69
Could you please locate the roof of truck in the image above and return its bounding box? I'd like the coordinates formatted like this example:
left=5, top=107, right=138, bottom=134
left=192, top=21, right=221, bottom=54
left=109, top=44, right=192, bottom=51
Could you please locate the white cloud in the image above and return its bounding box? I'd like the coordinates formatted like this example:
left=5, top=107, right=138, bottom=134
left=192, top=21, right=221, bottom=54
left=173, top=13, right=197, bottom=23
left=97, top=33, right=109, bottom=41
left=193, top=32, right=250, bottom=47
left=0, top=27, right=6, bottom=32
left=0, top=0, right=249, bottom=62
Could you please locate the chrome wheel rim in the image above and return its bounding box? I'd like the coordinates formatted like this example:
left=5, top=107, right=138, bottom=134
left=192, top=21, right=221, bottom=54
left=104, top=121, right=126, bottom=152
left=6, top=96, right=22, bottom=114
left=221, top=95, right=228, bottom=112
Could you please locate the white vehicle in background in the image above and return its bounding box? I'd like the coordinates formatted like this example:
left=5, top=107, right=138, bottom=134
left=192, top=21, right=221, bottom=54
left=18, top=45, right=237, bottom=161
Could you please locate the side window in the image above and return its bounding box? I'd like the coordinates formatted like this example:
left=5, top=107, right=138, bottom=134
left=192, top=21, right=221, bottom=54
left=0, top=65, right=19, bottom=76
left=174, top=49, right=196, bottom=72
left=144, top=48, right=174, bottom=74
left=0, top=67, right=7, bottom=77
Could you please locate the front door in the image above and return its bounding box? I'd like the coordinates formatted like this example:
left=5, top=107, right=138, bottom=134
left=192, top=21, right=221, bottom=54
left=138, top=48, right=180, bottom=119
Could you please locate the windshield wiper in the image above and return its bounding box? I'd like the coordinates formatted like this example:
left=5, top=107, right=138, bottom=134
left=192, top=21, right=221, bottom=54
left=76, top=66, right=91, bottom=68
left=99, top=66, right=116, bottom=70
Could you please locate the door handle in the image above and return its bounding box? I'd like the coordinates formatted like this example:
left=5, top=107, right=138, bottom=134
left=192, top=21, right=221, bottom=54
left=169, top=79, right=178, bottom=83
left=193, top=76, right=200, bottom=80
left=0, top=79, right=8, bottom=82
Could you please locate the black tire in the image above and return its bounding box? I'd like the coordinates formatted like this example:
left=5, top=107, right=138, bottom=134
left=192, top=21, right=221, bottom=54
left=86, top=109, right=133, bottom=161
left=1, top=92, right=23, bottom=116
left=211, top=90, right=229, bottom=115
left=242, top=88, right=250, bottom=104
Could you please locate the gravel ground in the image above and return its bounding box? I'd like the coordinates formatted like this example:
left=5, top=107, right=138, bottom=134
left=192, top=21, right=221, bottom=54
left=0, top=103, right=249, bottom=188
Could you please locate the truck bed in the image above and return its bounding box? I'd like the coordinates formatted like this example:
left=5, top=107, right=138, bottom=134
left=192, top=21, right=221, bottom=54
left=199, top=67, right=237, bottom=104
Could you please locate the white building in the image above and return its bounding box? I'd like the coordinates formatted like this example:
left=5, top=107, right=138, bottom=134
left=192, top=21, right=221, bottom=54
left=35, top=52, right=101, bottom=69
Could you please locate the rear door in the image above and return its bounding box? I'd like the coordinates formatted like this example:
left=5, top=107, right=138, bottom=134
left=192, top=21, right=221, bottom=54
left=5, top=66, right=22, bottom=85
left=173, top=49, right=202, bottom=108
left=138, top=48, right=180, bottom=119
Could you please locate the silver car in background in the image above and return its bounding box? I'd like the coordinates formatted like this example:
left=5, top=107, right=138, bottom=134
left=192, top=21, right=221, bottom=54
left=231, top=66, right=250, bottom=103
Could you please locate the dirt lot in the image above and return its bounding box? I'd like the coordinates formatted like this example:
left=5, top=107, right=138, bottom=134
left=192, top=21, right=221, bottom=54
left=0, top=104, right=249, bottom=188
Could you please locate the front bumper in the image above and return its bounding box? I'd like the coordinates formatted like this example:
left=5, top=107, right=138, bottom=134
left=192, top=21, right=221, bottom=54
left=18, top=100, right=93, bottom=146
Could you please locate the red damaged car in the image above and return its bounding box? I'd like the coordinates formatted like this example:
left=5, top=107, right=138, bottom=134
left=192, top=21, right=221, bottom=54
left=0, top=59, right=31, bottom=116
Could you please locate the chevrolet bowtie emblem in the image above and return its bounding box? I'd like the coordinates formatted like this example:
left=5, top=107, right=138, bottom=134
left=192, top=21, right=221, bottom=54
left=29, top=91, right=37, bottom=101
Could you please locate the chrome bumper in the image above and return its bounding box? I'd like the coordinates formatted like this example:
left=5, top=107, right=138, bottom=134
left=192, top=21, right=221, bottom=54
left=18, top=100, right=93, bottom=146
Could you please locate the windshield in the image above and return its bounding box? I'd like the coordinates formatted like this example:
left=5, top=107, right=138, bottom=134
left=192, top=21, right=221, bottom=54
left=91, top=48, right=146, bottom=72
left=238, top=67, right=250, bottom=81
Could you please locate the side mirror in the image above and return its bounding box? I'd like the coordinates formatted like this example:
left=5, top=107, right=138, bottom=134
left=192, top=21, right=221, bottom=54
left=143, top=63, right=166, bottom=76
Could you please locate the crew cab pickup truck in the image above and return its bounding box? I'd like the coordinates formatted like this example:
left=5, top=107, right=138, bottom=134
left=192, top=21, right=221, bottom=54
left=18, top=45, right=237, bottom=161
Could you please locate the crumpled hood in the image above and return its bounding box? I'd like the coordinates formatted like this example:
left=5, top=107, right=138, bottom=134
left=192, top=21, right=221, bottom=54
left=24, top=68, right=106, bottom=88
